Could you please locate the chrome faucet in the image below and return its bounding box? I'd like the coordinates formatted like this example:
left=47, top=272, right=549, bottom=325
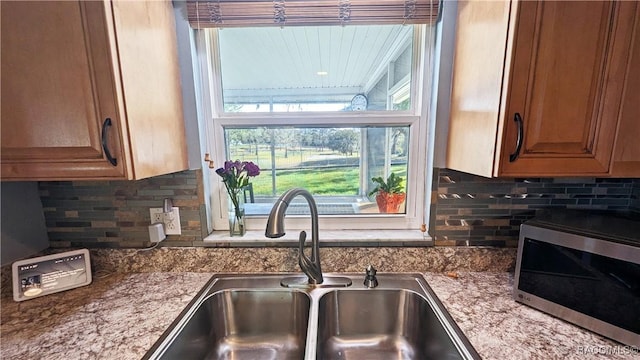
left=265, top=188, right=324, bottom=284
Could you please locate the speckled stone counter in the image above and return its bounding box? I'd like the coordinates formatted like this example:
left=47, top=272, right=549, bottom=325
left=1, top=272, right=213, bottom=360
left=424, top=272, right=637, bottom=360
left=1, top=271, right=635, bottom=359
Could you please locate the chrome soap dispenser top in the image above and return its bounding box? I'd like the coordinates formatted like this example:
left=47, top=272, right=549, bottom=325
left=364, top=264, right=379, bottom=288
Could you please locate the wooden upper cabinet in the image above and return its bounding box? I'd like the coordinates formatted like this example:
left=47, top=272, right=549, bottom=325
left=610, top=6, right=640, bottom=177
left=0, top=1, right=188, bottom=180
left=447, top=0, right=638, bottom=177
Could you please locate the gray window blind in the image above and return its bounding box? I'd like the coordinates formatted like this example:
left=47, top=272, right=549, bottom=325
left=187, top=0, right=440, bottom=28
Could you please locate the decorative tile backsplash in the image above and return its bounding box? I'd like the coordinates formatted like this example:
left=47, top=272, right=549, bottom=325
left=39, top=170, right=207, bottom=248
left=429, top=168, right=638, bottom=247
left=39, top=168, right=638, bottom=248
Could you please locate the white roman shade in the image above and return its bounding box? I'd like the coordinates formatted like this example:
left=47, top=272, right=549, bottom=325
left=187, top=0, right=441, bottom=28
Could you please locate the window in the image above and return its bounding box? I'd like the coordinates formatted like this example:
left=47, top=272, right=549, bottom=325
left=218, top=25, right=414, bottom=112
left=224, top=125, right=409, bottom=217
left=198, top=22, right=436, bottom=232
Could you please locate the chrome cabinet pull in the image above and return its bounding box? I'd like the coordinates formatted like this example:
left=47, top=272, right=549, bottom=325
left=509, top=113, right=524, bottom=162
left=101, top=118, right=117, bottom=166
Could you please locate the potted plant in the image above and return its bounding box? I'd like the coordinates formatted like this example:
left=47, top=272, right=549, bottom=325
left=368, top=173, right=406, bottom=213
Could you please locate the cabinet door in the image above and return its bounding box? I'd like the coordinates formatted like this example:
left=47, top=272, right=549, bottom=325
left=610, top=5, right=640, bottom=177
left=1, top=1, right=126, bottom=179
left=446, top=0, right=513, bottom=178
left=499, top=1, right=636, bottom=176
left=109, top=0, right=188, bottom=180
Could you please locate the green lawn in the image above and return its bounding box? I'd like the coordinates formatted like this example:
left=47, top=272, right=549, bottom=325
left=227, top=144, right=407, bottom=196
left=229, top=145, right=359, bottom=170
left=251, top=165, right=407, bottom=196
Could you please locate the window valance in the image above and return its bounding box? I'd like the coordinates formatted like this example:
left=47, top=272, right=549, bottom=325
left=187, top=0, right=440, bottom=28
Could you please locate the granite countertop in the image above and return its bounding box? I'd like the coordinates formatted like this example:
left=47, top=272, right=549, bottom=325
left=1, top=272, right=212, bottom=360
left=1, top=272, right=635, bottom=360
left=423, top=273, right=636, bottom=359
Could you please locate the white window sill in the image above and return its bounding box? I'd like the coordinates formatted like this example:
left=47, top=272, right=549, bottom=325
left=202, top=229, right=433, bottom=247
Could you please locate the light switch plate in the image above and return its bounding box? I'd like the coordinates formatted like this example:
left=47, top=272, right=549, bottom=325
left=149, top=207, right=181, bottom=235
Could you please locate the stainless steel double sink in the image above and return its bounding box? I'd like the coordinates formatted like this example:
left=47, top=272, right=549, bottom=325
left=143, top=273, right=480, bottom=360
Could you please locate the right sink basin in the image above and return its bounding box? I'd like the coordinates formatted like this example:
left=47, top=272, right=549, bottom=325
left=317, top=289, right=469, bottom=360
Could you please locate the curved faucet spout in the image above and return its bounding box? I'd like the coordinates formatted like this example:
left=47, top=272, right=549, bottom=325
left=265, top=188, right=324, bottom=284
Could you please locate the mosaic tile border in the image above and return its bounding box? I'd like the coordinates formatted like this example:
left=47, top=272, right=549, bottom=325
left=37, top=168, right=638, bottom=249
left=39, top=170, right=206, bottom=248
left=430, top=168, right=638, bottom=247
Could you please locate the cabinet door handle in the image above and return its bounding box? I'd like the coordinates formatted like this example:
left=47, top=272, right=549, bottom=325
left=101, top=118, right=118, bottom=166
left=509, top=113, right=524, bottom=162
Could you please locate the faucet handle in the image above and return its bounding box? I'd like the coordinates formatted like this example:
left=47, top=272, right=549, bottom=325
left=364, top=264, right=378, bottom=288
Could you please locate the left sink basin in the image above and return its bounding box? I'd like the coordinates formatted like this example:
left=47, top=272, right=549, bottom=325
left=145, top=276, right=311, bottom=360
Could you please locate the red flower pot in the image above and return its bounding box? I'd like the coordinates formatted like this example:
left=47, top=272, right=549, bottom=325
left=375, top=191, right=406, bottom=213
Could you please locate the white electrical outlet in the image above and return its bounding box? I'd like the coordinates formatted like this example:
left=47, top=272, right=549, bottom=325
left=164, top=207, right=181, bottom=235
left=149, top=207, right=181, bottom=235
left=150, top=208, right=164, bottom=224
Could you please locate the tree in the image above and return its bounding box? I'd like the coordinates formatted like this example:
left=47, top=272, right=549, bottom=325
left=275, top=128, right=298, bottom=159
left=390, top=127, right=408, bottom=156
left=300, top=128, right=330, bottom=151
left=327, top=129, right=358, bottom=155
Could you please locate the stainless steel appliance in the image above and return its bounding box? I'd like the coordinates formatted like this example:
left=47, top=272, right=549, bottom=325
left=514, top=210, right=640, bottom=347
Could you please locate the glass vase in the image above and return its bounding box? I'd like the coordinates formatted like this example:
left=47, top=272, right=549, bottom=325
left=228, top=193, right=246, bottom=236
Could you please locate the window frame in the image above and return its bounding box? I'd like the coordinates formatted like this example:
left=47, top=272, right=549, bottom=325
left=198, top=25, right=432, bottom=233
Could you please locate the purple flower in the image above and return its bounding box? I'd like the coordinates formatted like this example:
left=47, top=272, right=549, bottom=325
left=232, top=160, right=243, bottom=173
left=243, top=161, right=260, bottom=177
left=222, top=160, right=238, bottom=174
left=215, top=159, right=261, bottom=196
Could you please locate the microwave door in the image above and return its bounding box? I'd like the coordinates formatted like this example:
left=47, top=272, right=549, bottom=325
left=516, top=235, right=640, bottom=344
